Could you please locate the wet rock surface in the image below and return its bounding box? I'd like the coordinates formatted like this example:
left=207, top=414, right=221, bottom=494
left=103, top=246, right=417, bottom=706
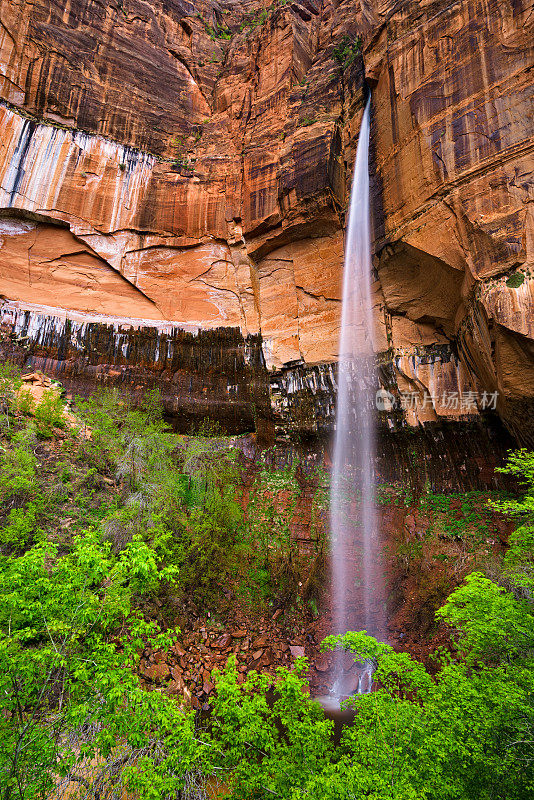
left=0, top=0, right=532, bottom=441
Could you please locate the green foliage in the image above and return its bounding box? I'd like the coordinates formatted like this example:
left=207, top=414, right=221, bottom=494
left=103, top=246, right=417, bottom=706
left=13, top=387, right=34, bottom=417
left=209, top=566, right=534, bottom=799
left=165, top=422, right=244, bottom=601
left=0, top=432, right=37, bottom=503
left=0, top=502, right=44, bottom=548
left=205, top=19, right=232, bottom=40
left=437, top=571, right=534, bottom=663
left=376, top=482, right=414, bottom=507
left=209, top=637, right=534, bottom=798
left=489, top=450, right=534, bottom=595
left=2, top=365, right=533, bottom=799
left=239, top=1, right=288, bottom=33
left=506, top=272, right=525, bottom=288
left=208, top=456, right=534, bottom=797
left=491, top=449, right=534, bottom=517
left=171, top=155, right=192, bottom=170
left=210, top=656, right=335, bottom=799
left=418, top=489, right=503, bottom=543
left=242, top=463, right=301, bottom=604
left=76, top=388, right=173, bottom=484
left=0, top=362, right=22, bottom=431
left=0, top=533, right=204, bottom=798
left=77, top=393, right=244, bottom=602
left=504, top=524, right=534, bottom=593
left=215, top=25, right=232, bottom=40
left=0, top=378, right=67, bottom=439
left=34, top=388, right=66, bottom=438
left=0, top=378, right=216, bottom=796
left=0, top=432, right=46, bottom=549
left=333, top=34, right=362, bottom=68
left=179, top=481, right=243, bottom=601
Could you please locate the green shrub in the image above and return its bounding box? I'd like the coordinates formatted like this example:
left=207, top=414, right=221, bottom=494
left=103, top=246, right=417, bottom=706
left=0, top=433, right=46, bottom=549
left=14, top=388, right=35, bottom=417
left=241, top=463, right=302, bottom=605
left=34, top=389, right=66, bottom=438
left=0, top=437, right=37, bottom=503
left=333, top=34, right=362, bottom=67
left=0, top=362, right=22, bottom=430
left=0, top=502, right=44, bottom=547
left=506, top=272, right=525, bottom=288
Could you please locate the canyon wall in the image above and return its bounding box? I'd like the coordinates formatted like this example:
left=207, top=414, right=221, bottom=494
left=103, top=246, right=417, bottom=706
left=0, top=0, right=532, bottom=447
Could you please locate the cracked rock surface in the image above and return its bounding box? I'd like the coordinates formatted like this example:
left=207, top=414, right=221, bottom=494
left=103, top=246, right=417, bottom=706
left=0, top=0, right=532, bottom=438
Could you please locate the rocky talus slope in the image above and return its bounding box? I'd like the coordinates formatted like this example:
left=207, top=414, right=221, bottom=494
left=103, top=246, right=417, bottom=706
left=0, top=0, right=532, bottom=444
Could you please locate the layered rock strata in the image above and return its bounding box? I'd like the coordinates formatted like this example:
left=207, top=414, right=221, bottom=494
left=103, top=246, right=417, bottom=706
left=0, top=0, right=532, bottom=442
left=0, top=302, right=270, bottom=436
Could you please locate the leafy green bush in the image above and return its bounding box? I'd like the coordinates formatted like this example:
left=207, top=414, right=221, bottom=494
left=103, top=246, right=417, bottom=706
left=34, top=388, right=66, bottom=438
left=0, top=502, right=44, bottom=547
left=0, top=433, right=46, bottom=549
left=0, top=362, right=22, bottom=431
left=491, top=449, right=534, bottom=517
left=333, top=34, right=362, bottom=67
left=506, top=272, right=525, bottom=289
left=14, top=387, right=35, bottom=417
left=0, top=434, right=37, bottom=503
left=0, top=533, right=196, bottom=798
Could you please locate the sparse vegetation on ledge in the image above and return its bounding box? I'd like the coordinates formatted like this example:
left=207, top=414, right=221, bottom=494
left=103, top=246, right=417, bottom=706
left=333, top=34, right=362, bottom=68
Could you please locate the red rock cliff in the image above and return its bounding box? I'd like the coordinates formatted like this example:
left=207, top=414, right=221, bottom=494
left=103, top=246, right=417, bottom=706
left=0, top=0, right=532, bottom=441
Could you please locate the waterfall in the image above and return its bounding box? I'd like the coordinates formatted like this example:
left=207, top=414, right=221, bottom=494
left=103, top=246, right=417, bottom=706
left=330, top=96, right=384, bottom=697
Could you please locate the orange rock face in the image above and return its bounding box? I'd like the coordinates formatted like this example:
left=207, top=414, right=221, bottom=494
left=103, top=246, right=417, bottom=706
left=364, top=0, right=534, bottom=439
left=0, top=0, right=532, bottom=439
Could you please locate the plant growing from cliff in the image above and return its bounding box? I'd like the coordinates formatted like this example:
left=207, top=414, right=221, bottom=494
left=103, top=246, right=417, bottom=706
left=216, top=25, right=232, bottom=40
left=171, top=155, right=193, bottom=171
left=239, top=4, right=279, bottom=32
left=333, top=35, right=362, bottom=68
left=205, top=21, right=232, bottom=40
left=506, top=272, right=526, bottom=289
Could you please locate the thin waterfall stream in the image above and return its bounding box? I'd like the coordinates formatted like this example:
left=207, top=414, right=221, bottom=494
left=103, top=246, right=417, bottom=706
left=329, top=96, right=385, bottom=699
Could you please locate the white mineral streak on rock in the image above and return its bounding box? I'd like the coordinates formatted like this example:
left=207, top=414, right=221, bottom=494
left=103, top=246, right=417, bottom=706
left=0, top=299, right=203, bottom=342
left=0, top=104, right=155, bottom=232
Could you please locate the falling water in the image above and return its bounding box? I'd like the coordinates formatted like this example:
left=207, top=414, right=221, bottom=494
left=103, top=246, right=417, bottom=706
left=330, top=96, right=384, bottom=697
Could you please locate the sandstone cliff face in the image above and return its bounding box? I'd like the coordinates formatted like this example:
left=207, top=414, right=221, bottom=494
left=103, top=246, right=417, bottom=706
left=0, top=0, right=532, bottom=441
left=363, top=0, right=534, bottom=441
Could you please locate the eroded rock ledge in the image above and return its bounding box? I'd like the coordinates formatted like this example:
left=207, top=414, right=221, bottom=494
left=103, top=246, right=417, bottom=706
left=0, top=0, right=532, bottom=443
